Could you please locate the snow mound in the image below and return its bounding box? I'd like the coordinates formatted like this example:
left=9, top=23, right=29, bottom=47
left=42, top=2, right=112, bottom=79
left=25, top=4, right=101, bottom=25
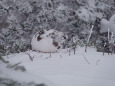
left=109, top=14, right=115, bottom=33
left=100, top=18, right=109, bottom=33
left=101, top=15, right=115, bottom=33
left=31, top=29, right=67, bottom=53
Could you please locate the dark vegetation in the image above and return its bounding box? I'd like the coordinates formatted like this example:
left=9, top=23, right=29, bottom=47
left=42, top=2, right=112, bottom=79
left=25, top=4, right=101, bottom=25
left=0, top=0, right=115, bottom=56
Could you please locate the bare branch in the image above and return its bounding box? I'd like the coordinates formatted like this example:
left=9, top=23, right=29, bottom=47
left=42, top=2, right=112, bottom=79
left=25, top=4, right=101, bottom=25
left=81, top=53, right=90, bottom=64
left=26, top=53, right=34, bottom=61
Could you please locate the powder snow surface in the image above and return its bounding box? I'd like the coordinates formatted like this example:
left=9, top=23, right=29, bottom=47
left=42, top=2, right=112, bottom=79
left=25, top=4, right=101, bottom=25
left=1, top=47, right=115, bottom=86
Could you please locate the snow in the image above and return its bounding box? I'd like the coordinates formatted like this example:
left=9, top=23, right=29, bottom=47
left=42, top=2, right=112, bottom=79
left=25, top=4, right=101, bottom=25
left=101, top=15, right=115, bottom=33
left=87, top=0, right=96, bottom=9
left=109, top=14, right=115, bottom=33
left=100, top=18, right=109, bottom=33
left=57, top=4, right=67, bottom=11
left=87, top=25, right=94, bottom=43
left=1, top=47, right=115, bottom=86
left=76, top=7, right=95, bottom=22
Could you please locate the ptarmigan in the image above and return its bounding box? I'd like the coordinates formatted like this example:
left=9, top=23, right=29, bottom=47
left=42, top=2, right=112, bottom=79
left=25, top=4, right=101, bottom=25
left=31, top=29, right=67, bottom=53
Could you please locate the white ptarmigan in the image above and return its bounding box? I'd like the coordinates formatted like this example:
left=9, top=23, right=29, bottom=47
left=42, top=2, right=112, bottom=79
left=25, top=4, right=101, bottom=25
left=31, top=29, right=67, bottom=53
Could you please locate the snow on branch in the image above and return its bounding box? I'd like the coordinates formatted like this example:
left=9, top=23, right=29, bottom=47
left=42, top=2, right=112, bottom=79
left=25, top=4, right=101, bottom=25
left=87, top=25, right=94, bottom=44
left=108, top=28, right=110, bottom=41
left=85, top=25, right=94, bottom=52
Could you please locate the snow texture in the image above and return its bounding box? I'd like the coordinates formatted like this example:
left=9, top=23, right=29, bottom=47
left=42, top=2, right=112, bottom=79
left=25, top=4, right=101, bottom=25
left=1, top=47, right=115, bottom=86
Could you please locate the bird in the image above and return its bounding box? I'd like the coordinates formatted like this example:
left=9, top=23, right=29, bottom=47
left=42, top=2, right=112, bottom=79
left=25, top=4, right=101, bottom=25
left=31, top=29, right=67, bottom=53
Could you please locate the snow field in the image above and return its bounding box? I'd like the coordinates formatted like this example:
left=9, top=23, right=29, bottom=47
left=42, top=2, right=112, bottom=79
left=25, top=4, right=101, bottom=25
left=1, top=47, right=115, bottom=86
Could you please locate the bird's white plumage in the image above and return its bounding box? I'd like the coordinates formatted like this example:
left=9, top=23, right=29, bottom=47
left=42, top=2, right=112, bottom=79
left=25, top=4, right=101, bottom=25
left=31, top=29, right=67, bottom=53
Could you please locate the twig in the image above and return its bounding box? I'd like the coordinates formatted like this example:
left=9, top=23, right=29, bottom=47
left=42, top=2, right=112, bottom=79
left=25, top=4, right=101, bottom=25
left=103, top=47, right=105, bottom=56
left=26, top=53, right=34, bottom=61
left=69, top=49, right=71, bottom=56
left=73, top=44, right=77, bottom=54
left=85, top=44, right=87, bottom=52
left=0, top=56, right=9, bottom=63
left=103, top=42, right=106, bottom=56
left=60, top=55, right=62, bottom=58
left=108, top=28, right=110, bottom=41
left=96, top=60, right=100, bottom=66
left=46, top=53, right=52, bottom=59
left=81, top=53, right=90, bottom=64
left=96, top=61, right=98, bottom=65
left=50, top=53, right=51, bottom=58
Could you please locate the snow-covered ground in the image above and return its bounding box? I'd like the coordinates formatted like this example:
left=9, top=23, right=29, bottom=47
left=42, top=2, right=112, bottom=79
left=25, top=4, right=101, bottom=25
left=1, top=47, right=115, bottom=86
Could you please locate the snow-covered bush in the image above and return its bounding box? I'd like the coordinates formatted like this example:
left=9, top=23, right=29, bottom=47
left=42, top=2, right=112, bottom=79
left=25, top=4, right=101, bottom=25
left=31, top=29, right=67, bottom=53
left=0, top=0, right=115, bottom=55
left=76, top=7, right=95, bottom=22
left=100, top=14, right=115, bottom=33
left=96, top=37, right=109, bottom=52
